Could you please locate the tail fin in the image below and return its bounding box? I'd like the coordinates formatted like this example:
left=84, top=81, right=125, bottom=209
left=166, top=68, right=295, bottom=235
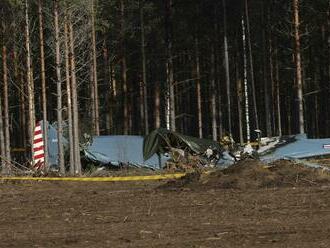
left=33, top=121, right=45, bottom=170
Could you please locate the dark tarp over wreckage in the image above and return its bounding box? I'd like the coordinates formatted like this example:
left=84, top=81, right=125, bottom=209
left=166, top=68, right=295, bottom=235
left=143, top=128, right=223, bottom=161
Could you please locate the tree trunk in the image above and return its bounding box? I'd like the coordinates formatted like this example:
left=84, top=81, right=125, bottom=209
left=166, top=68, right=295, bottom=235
left=242, top=16, right=251, bottom=143
left=274, top=42, right=282, bottom=136
left=38, top=0, right=48, bottom=169
left=90, top=61, right=96, bottom=132
left=140, top=1, right=149, bottom=135
left=91, top=0, right=100, bottom=136
left=2, top=45, right=11, bottom=172
left=69, top=19, right=82, bottom=174
left=327, top=0, right=330, bottom=136
left=120, top=0, right=129, bottom=134
left=169, top=55, right=175, bottom=132
left=210, top=46, right=218, bottom=141
left=122, top=57, right=128, bottom=134
left=244, top=0, right=259, bottom=132
left=64, top=12, right=74, bottom=175
left=236, top=78, right=244, bottom=146
left=217, top=63, right=223, bottom=139
left=107, top=63, right=115, bottom=134
left=293, top=0, right=305, bottom=134
left=262, top=2, right=272, bottom=137
left=54, top=0, right=65, bottom=174
left=217, top=92, right=223, bottom=139
left=19, top=71, right=26, bottom=148
left=235, top=48, right=244, bottom=145
left=165, top=98, right=171, bottom=130
left=25, top=0, right=35, bottom=161
left=102, top=40, right=112, bottom=134
left=13, top=43, right=22, bottom=146
left=328, top=3, right=330, bottom=93
left=165, top=0, right=175, bottom=131
left=128, top=94, right=133, bottom=133
left=109, top=63, right=116, bottom=133
left=194, top=38, right=203, bottom=138
left=154, top=82, right=160, bottom=129
left=311, top=47, right=320, bottom=138
left=222, top=0, right=232, bottom=137
left=0, top=97, right=5, bottom=169
left=139, top=80, right=144, bottom=133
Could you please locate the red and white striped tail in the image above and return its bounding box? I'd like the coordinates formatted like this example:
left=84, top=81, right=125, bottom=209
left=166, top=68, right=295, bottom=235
left=33, top=121, right=45, bottom=170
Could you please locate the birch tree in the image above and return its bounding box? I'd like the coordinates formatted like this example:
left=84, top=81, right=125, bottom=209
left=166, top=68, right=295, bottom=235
left=244, top=0, right=259, bottom=133
left=165, top=0, right=175, bottom=131
left=222, top=0, right=232, bottom=138
left=242, top=16, right=251, bottom=143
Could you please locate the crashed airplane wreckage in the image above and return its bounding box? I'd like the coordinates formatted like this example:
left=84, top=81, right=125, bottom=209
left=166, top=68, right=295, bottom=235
left=39, top=121, right=330, bottom=171
left=259, top=134, right=330, bottom=160
left=83, top=128, right=224, bottom=170
left=82, top=135, right=165, bottom=169
left=83, top=132, right=330, bottom=171
left=143, top=128, right=224, bottom=169
left=35, top=122, right=225, bottom=171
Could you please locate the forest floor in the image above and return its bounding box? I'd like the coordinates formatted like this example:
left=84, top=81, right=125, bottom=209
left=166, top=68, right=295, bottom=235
left=0, top=159, right=330, bottom=247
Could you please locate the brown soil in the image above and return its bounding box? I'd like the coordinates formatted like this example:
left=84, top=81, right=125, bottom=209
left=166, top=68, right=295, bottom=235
left=0, top=160, right=330, bottom=247
left=163, top=159, right=330, bottom=190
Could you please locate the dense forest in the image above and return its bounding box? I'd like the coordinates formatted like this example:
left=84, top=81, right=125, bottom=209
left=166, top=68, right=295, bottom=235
left=0, top=0, right=329, bottom=172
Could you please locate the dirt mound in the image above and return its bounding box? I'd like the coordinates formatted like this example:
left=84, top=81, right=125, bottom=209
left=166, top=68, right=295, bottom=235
left=162, top=159, right=330, bottom=190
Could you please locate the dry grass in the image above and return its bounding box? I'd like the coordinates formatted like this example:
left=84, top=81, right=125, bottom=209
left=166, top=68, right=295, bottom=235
left=163, top=159, right=330, bottom=190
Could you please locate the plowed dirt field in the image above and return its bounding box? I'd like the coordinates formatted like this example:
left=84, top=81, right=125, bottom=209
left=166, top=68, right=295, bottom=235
left=1, top=161, right=330, bottom=247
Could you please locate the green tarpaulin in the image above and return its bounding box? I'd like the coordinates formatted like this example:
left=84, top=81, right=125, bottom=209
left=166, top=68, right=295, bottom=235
left=143, top=128, right=223, bottom=161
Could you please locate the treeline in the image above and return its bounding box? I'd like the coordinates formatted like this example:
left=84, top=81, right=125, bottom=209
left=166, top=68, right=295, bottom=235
left=0, top=0, right=329, bottom=172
